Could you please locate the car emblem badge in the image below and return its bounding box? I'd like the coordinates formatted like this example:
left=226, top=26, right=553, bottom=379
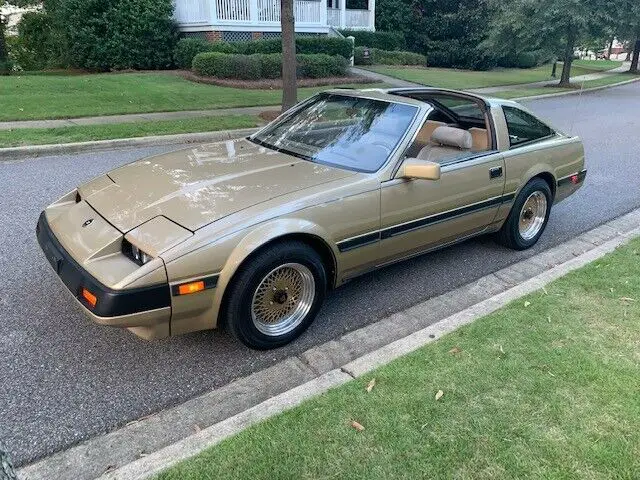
left=82, top=219, right=94, bottom=228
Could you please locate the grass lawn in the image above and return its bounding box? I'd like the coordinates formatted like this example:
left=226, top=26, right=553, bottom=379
left=0, top=115, right=260, bottom=148
left=572, top=59, right=623, bottom=70
left=366, top=62, right=621, bottom=89
left=0, top=72, right=383, bottom=122
left=158, top=238, right=640, bottom=480
left=492, top=73, right=638, bottom=100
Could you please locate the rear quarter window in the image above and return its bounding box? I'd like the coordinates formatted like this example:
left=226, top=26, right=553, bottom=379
left=503, top=106, right=554, bottom=147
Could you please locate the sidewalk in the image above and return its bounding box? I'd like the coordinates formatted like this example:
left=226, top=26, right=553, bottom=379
left=0, top=106, right=276, bottom=131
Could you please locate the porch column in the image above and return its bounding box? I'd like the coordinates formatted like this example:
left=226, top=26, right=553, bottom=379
left=368, top=0, right=375, bottom=30
left=340, top=0, right=346, bottom=29
left=249, top=0, right=259, bottom=24
left=210, top=0, right=219, bottom=23
left=320, top=0, right=328, bottom=27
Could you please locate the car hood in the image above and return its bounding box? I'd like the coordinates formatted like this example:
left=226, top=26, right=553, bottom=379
left=82, top=139, right=357, bottom=232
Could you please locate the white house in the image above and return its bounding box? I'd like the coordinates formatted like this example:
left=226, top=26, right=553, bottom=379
left=173, top=0, right=375, bottom=41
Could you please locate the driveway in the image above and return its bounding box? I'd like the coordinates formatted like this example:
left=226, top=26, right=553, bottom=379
left=1, top=81, right=639, bottom=467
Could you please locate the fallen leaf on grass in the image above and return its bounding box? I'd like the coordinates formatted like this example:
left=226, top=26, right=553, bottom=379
left=435, top=390, right=444, bottom=401
left=499, top=345, right=505, bottom=355
left=524, top=301, right=531, bottom=307
left=351, top=420, right=365, bottom=432
left=366, top=378, right=376, bottom=393
left=448, top=346, right=462, bottom=355
left=620, top=297, right=636, bottom=302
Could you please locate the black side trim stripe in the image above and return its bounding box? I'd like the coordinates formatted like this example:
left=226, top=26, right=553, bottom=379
left=381, top=194, right=514, bottom=240
left=557, top=169, right=587, bottom=187
left=337, top=192, right=516, bottom=252
left=171, top=274, right=219, bottom=296
left=337, top=232, right=381, bottom=252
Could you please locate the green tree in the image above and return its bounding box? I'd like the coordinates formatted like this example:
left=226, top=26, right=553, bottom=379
left=486, top=0, right=612, bottom=86
left=614, top=0, right=640, bottom=72
left=1, top=0, right=41, bottom=73
left=376, top=0, right=499, bottom=70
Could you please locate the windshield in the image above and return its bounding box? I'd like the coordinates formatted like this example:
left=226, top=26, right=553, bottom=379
left=251, top=93, right=419, bottom=173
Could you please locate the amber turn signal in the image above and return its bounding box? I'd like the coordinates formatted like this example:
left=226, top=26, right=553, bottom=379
left=177, top=281, right=205, bottom=296
left=81, top=288, right=98, bottom=308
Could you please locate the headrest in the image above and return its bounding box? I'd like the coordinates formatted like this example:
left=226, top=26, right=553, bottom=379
left=431, top=126, right=472, bottom=150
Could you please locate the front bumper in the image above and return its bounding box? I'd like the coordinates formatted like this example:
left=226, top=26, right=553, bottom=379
left=36, top=212, right=171, bottom=321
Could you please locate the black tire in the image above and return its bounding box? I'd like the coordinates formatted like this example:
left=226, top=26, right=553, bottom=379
left=224, top=241, right=327, bottom=350
left=496, top=178, right=553, bottom=250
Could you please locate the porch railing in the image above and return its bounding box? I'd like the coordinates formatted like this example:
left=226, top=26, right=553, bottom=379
left=174, top=0, right=373, bottom=29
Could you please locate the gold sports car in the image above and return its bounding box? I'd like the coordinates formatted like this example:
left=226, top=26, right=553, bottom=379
left=37, top=88, right=586, bottom=349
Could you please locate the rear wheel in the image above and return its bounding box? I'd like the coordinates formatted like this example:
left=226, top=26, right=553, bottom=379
left=496, top=178, right=552, bottom=250
left=224, top=241, right=327, bottom=350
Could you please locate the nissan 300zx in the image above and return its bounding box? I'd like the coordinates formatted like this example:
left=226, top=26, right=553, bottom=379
left=37, top=88, right=586, bottom=349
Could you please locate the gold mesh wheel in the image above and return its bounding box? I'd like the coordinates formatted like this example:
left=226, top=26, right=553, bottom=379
left=518, top=191, right=548, bottom=241
left=251, top=263, right=315, bottom=337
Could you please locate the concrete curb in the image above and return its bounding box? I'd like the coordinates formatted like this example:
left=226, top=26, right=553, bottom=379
left=0, top=128, right=259, bottom=162
left=18, top=207, right=640, bottom=480
left=510, top=76, right=640, bottom=102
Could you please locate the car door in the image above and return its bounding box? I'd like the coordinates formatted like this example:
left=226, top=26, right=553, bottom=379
left=378, top=152, right=507, bottom=266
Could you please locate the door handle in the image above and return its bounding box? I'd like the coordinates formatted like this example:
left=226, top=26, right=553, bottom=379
left=489, top=166, right=503, bottom=179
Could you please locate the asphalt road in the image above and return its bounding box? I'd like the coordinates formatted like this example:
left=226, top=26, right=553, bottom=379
left=1, top=82, right=639, bottom=467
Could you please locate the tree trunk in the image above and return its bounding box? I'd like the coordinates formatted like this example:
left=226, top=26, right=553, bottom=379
left=630, top=37, right=640, bottom=73
left=551, top=60, right=557, bottom=78
left=281, top=0, right=297, bottom=112
left=559, top=26, right=576, bottom=87
left=607, top=36, right=614, bottom=58
left=0, top=14, right=9, bottom=75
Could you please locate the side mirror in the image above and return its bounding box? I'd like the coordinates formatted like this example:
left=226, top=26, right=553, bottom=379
left=398, top=158, right=441, bottom=181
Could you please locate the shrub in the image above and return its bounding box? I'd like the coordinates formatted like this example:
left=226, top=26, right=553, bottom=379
left=340, top=30, right=405, bottom=51
left=193, top=52, right=261, bottom=79
left=62, top=0, right=179, bottom=71
left=297, top=53, right=348, bottom=78
left=295, top=37, right=353, bottom=58
left=174, top=38, right=210, bottom=69
left=192, top=52, right=348, bottom=79
left=354, top=47, right=426, bottom=66
left=516, top=51, right=538, bottom=69
left=13, top=11, right=67, bottom=71
left=260, top=53, right=283, bottom=79
left=179, top=36, right=354, bottom=70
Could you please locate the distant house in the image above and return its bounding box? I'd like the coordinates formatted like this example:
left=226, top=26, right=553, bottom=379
left=173, top=0, right=375, bottom=41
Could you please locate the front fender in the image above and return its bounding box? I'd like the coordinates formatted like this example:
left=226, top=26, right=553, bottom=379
left=165, top=218, right=337, bottom=335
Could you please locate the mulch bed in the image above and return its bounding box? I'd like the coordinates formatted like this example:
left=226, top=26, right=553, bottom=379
left=180, top=71, right=382, bottom=90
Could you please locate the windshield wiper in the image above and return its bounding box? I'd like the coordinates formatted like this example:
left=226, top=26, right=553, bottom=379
left=248, top=137, right=313, bottom=162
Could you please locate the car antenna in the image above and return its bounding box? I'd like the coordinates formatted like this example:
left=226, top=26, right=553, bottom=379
left=569, top=80, right=586, bottom=137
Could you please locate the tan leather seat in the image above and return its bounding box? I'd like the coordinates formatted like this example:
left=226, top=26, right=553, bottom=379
left=407, top=120, right=446, bottom=157
left=417, top=126, right=472, bottom=163
left=469, top=127, right=490, bottom=152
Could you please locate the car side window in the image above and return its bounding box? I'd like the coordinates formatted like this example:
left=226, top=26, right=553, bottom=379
left=503, top=106, right=554, bottom=147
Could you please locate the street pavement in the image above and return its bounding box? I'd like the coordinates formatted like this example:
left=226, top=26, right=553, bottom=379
left=1, top=81, right=639, bottom=467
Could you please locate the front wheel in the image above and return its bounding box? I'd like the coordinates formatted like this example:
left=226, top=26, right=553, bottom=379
left=224, top=241, right=327, bottom=350
left=496, top=178, right=553, bottom=250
